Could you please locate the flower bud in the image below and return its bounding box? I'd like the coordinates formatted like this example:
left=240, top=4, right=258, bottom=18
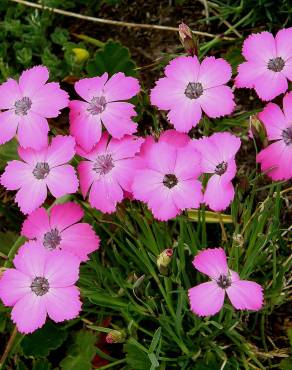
left=178, top=23, right=198, bottom=56
left=0, top=267, right=6, bottom=279
left=105, top=330, right=125, bottom=344
left=249, top=115, right=268, bottom=147
left=157, top=249, right=173, bottom=275
left=72, top=48, right=89, bottom=63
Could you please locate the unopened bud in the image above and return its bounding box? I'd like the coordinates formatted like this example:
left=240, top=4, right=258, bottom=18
left=233, top=233, right=244, bottom=247
left=178, top=23, right=198, bottom=56
left=157, top=249, right=173, bottom=275
left=249, top=115, right=268, bottom=147
left=105, top=330, right=125, bottom=344
left=72, top=48, right=89, bottom=63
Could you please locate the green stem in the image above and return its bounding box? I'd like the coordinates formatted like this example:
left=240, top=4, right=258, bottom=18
left=97, top=359, right=126, bottom=369
left=4, top=236, right=26, bottom=268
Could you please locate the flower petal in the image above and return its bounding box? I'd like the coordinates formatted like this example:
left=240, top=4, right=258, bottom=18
left=44, top=250, right=80, bottom=287
left=258, top=102, right=288, bottom=140
left=204, top=176, right=235, bottom=212
left=101, top=102, right=137, bottom=138
left=89, top=177, right=123, bottom=213
left=275, top=27, right=292, bottom=62
left=103, top=72, right=140, bottom=101
left=74, top=74, right=108, bottom=102
left=108, top=135, right=144, bottom=160
left=15, top=180, right=47, bottom=214
left=21, top=207, right=50, bottom=239
left=235, top=61, right=266, bottom=88
left=188, top=281, right=225, bottom=316
left=11, top=293, right=47, bottom=334
left=226, top=280, right=263, bottom=311
left=199, top=85, right=235, bottom=118
left=78, top=161, right=95, bottom=198
left=150, top=77, right=185, bottom=110
left=60, top=223, right=100, bottom=261
left=146, top=141, right=176, bottom=173
left=45, top=286, right=81, bottom=322
left=0, top=78, right=21, bottom=109
left=242, top=32, right=276, bottom=63
left=171, top=179, right=203, bottom=210
left=49, top=202, right=83, bottom=231
left=46, top=165, right=79, bottom=198
left=46, top=135, right=75, bottom=167
left=0, top=269, right=31, bottom=306
left=19, top=66, right=49, bottom=97
left=283, top=92, right=292, bottom=121
left=192, top=248, right=228, bottom=279
left=32, top=82, right=69, bottom=117
left=17, top=112, right=49, bottom=150
left=13, top=241, right=47, bottom=278
left=0, top=160, right=32, bottom=190
left=254, top=70, right=288, bottom=101
left=167, top=99, right=202, bottom=132
left=199, top=57, right=232, bottom=88
left=165, top=55, right=200, bottom=85
left=0, top=110, right=18, bottom=145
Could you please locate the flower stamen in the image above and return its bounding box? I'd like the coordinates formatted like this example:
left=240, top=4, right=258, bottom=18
left=185, top=82, right=203, bottom=99
left=31, top=277, right=49, bottom=296
left=33, top=162, right=50, bottom=180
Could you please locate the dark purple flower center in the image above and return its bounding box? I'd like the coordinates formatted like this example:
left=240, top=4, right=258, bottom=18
left=33, top=162, right=50, bottom=180
left=282, top=127, right=292, bottom=146
left=31, top=277, right=49, bottom=296
left=217, top=274, right=232, bottom=289
left=185, top=82, right=203, bottom=99
left=163, top=174, right=178, bottom=188
left=267, top=57, right=285, bottom=72
left=43, top=228, right=61, bottom=250
left=215, top=161, right=228, bottom=175
left=14, top=96, right=32, bottom=116
left=87, top=96, right=107, bottom=115
left=93, top=154, right=115, bottom=175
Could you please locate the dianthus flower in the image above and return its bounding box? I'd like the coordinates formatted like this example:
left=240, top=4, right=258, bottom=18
left=0, top=241, right=81, bottom=334
left=257, top=92, right=292, bottom=180
left=193, top=132, right=241, bottom=211
left=77, top=133, right=143, bottom=213
left=188, top=248, right=263, bottom=316
left=236, top=28, right=292, bottom=101
left=132, top=132, right=203, bottom=221
left=69, top=72, right=140, bottom=151
left=0, top=66, right=68, bottom=149
left=150, top=56, right=235, bottom=132
left=0, top=136, right=78, bottom=214
left=21, top=202, right=100, bottom=261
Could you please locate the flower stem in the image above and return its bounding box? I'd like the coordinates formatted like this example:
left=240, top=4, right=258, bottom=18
left=0, top=326, right=18, bottom=369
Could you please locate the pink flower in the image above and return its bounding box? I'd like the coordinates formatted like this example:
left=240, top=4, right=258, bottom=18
left=257, top=92, right=292, bottom=180
left=77, top=133, right=144, bottom=213
left=0, top=66, right=68, bottom=149
left=235, top=28, right=292, bottom=101
left=150, top=56, right=235, bottom=132
left=132, top=133, right=203, bottom=221
left=0, top=241, right=82, bottom=334
left=69, top=72, right=140, bottom=152
left=0, top=136, right=78, bottom=214
left=193, top=132, right=241, bottom=211
left=188, top=248, right=263, bottom=316
left=21, top=202, right=100, bottom=262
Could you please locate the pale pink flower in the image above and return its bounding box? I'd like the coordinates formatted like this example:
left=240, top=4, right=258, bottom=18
left=132, top=135, right=203, bottom=221
left=188, top=248, right=263, bottom=316
left=257, top=92, right=292, bottom=180
left=21, top=202, right=100, bottom=262
left=236, top=28, right=292, bottom=101
left=0, top=136, right=78, bottom=214
left=0, top=241, right=81, bottom=334
left=69, top=72, right=140, bottom=152
left=150, top=56, right=235, bottom=132
left=0, top=66, right=68, bottom=149
left=193, top=132, right=241, bottom=211
left=77, top=133, right=144, bottom=213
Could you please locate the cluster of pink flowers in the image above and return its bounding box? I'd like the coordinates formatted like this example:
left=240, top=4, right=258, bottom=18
left=1, top=26, right=291, bottom=333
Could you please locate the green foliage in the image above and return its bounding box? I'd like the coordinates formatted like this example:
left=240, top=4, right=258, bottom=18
left=86, top=40, right=137, bottom=77
left=21, top=322, right=67, bottom=357
left=60, top=331, right=97, bottom=370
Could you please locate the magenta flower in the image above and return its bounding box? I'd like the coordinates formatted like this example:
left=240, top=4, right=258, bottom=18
left=0, top=241, right=82, bottom=334
left=188, top=248, right=263, bottom=316
left=236, top=28, right=292, bottom=101
left=21, top=202, right=100, bottom=262
left=150, top=56, right=235, bottom=132
left=77, top=133, right=144, bottom=213
left=257, top=92, right=292, bottom=180
left=132, top=135, right=203, bottom=221
left=69, top=72, right=140, bottom=152
left=0, top=136, right=78, bottom=214
left=0, top=66, right=68, bottom=149
left=194, top=132, right=241, bottom=211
